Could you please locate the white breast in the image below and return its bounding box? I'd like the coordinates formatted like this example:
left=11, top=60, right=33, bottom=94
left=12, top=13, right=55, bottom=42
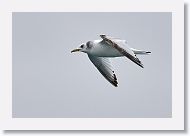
left=88, top=40, right=123, bottom=57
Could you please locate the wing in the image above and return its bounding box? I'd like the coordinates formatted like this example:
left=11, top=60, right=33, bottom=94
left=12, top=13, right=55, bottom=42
left=100, top=35, right=125, bottom=42
left=100, top=35, right=144, bottom=68
left=88, top=54, right=118, bottom=87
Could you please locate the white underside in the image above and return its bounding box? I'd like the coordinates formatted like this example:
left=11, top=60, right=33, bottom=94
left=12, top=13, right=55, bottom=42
left=90, top=46, right=123, bottom=57
left=88, top=40, right=123, bottom=57
left=87, top=40, right=136, bottom=58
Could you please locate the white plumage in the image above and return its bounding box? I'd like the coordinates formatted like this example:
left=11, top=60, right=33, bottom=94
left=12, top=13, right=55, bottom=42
left=71, top=35, right=151, bottom=87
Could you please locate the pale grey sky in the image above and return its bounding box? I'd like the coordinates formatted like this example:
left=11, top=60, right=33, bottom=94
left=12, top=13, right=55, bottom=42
left=12, top=12, right=172, bottom=118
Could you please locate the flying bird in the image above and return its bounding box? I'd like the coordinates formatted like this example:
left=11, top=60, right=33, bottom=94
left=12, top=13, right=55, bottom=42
left=71, top=35, right=151, bottom=87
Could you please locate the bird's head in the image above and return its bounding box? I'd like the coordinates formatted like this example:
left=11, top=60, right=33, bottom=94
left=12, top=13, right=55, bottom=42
left=71, top=41, right=93, bottom=53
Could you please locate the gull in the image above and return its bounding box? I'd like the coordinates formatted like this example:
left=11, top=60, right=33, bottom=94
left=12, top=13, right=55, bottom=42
left=71, top=35, right=151, bottom=87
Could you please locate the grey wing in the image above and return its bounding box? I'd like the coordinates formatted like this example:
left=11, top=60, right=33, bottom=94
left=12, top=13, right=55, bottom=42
left=88, top=54, right=118, bottom=87
left=100, top=34, right=144, bottom=68
left=100, top=35, right=125, bottom=42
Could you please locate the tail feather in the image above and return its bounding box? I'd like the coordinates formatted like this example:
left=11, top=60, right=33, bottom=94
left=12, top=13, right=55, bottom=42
left=145, top=51, right=151, bottom=54
left=130, top=48, right=151, bottom=55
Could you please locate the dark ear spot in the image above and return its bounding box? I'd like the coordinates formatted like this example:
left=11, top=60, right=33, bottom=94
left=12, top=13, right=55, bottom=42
left=80, top=44, right=84, bottom=48
left=86, top=41, right=93, bottom=49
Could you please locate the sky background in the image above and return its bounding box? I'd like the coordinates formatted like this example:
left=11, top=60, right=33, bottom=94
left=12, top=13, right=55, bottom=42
left=12, top=12, right=172, bottom=118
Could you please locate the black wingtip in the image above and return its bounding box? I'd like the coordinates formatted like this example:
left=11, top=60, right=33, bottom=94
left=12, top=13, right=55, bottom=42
left=138, top=64, right=144, bottom=68
left=112, top=82, right=118, bottom=87
left=112, top=81, right=118, bottom=87
left=135, top=59, right=144, bottom=68
left=111, top=71, right=118, bottom=87
left=146, top=51, right=151, bottom=54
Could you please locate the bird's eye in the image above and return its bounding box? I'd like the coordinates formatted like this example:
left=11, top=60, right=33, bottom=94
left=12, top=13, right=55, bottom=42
left=80, top=45, right=84, bottom=48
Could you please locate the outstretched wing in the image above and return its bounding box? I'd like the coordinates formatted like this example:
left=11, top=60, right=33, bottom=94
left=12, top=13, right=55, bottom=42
left=88, top=54, right=118, bottom=87
left=100, top=35, right=144, bottom=68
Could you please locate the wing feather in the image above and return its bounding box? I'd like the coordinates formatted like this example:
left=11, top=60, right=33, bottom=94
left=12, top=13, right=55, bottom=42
left=88, top=54, right=118, bottom=87
left=100, top=35, right=144, bottom=68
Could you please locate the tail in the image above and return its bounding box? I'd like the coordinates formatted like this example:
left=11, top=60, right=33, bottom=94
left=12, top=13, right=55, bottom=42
left=130, top=48, right=151, bottom=55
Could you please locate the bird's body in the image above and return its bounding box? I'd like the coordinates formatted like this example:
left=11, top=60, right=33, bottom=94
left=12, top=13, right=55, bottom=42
left=71, top=35, right=151, bottom=87
left=88, top=40, right=123, bottom=57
